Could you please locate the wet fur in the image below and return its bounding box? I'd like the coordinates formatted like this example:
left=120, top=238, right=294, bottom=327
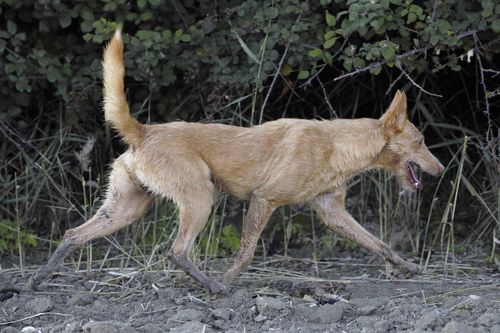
left=30, top=30, right=444, bottom=293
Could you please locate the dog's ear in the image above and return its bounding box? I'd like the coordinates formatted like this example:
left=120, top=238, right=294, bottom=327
left=380, top=90, right=407, bottom=136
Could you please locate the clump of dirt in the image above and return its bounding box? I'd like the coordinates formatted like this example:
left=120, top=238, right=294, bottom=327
left=0, top=257, right=499, bottom=333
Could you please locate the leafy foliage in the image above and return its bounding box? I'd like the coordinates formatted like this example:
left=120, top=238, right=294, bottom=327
left=0, top=219, right=38, bottom=254
left=1, top=0, right=499, bottom=123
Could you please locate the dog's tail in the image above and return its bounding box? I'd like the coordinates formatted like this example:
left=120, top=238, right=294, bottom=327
left=102, top=29, right=142, bottom=146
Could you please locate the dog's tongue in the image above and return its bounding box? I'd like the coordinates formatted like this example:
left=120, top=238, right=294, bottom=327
left=408, top=163, right=423, bottom=190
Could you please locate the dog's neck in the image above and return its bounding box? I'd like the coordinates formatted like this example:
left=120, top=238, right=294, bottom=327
left=323, top=118, right=387, bottom=181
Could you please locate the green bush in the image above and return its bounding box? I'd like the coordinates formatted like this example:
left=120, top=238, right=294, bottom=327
left=1, top=0, right=499, bottom=123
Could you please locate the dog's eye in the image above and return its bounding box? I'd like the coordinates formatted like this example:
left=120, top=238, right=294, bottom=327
left=417, top=138, right=424, bottom=145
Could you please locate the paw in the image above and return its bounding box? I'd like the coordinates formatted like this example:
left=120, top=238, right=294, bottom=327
left=399, top=261, right=423, bottom=275
left=27, top=268, right=50, bottom=291
left=208, top=280, right=230, bottom=294
left=27, top=273, right=40, bottom=291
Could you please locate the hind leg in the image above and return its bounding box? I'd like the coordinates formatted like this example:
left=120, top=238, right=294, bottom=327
left=29, top=158, right=152, bottom=288
left=166, top=182, right=227, bottom=293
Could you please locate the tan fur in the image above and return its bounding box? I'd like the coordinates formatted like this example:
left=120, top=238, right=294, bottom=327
left=30, top=31, right=444, bottom=293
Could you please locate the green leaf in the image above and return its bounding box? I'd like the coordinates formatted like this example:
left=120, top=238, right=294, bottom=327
left=407, top=12, right=417, bottom=24
left=343, top=58, right=352, bottom=72
left=7, top=20, right=17, bottom=35
left=324, top=30, right=336, bottom=40
left=370, top=64, right=382, bottom=75
left=5, top=63, right=16, bottom=74
left=492, top=19, right=500, bottom=33
left=233, top=31, right=261, bottom=65
left=352, top=57, right=365, bottom=68
left=430, top=34, right=439, bottom=46
left=323, top=37, right=337, bottom=49
left=297, top=69, right=310, bottom=79
left=80, top=7, right=94, bottom=21
left=308, top=48, right=323, bottom=58
left=80, top=20, right=93, bottom=33
left=381, top=45, right=395, bottom=61
left=38, top=56, right=50, bottom=67
left=59, top=15, right=72, bottom=28
left=326, top=10, right=336, bottom=27
left=180, top=34, right=191, bottom=42
left=47, top=68, right=58, bottom=83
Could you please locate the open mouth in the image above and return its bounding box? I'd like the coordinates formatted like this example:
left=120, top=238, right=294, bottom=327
left=406, top=161, right=423, bottom=190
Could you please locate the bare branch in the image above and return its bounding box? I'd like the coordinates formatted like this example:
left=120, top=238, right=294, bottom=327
left=259, top=42, right=290, bottom=124
left=398, top=64, right=442, bottom=98
left=385, top=72, right=405, bottom=95
left=473, top=33, right=494, bottom=143
left=334, top=48, right=427, bottom=81
left=316, top=76, right=338, bottom=118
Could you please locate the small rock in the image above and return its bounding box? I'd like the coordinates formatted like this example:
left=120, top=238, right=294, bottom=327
left=296, top=301, right=356, bottom=324
left=169, top=321, right=214, bottom=333
left=170, top=308, right=204, bottom=322
left=68, top=293, right=95, bottom=306
left=355, top=315, right=379, bottom=328
left=490, top=324, right=500, bottom=333
left=21, top=328, right=39, bottom=333
left=442, top=321, right=478, bottom=333
left=374, top=319, right=390, bottom=333
left=211, top=308, right=233, bottom=321
left=477, top=313, right=499, bottom=327
left=415, top=310, right=442, bottom=329
left=254, top=314, right=267, bottom=323
left=82, top=320, right=137, bottom=333
left=256, top=296, right=287, bottom=315
left=351, top=297, right=389, bottom=316
left=1, top=327, right=19, bottom=333
left=137, top=324, right=163, bottom=333
left=26, top=296, right=53, bottom=313
left=213, top=289, right=250, bottom=309
left=64, top=322, right=80, bottom=333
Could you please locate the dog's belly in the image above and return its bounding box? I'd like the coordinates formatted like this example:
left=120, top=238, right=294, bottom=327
left=213, top=164, right=339, bottom=205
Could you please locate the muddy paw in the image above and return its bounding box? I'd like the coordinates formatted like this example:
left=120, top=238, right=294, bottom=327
left=27, top=268, right=50, bottom=291
left=208, top=280, right=230, bottom=294
left=399, top=262, right=423, bottom=275
left=27, top=274, right=40, bottom=291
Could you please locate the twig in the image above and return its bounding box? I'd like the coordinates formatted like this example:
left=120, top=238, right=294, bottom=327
left=473, top=33, right=494, bottom=144
left=334, top=48, right=426, bottom=81
left=259, top=42, right=290, bottom=124
left=0, top=312, right=68, bottom=326
left=398, top=64, right=442, bottom=97
left=385, top=72, right=405, bottom=95
left=334, top=29, right=479, bottom=82
left=300, top=34, right=352, bottom=88
left=316, top=76, right=338, bottom=118
left=0, top=120, right=49, bottom=163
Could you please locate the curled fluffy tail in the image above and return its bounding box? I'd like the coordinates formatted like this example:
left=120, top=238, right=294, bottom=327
left=102, top=29, right=142, bottom=146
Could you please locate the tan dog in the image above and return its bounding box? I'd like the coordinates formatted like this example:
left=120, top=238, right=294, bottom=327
left=30, top=30, right=444, bottom=293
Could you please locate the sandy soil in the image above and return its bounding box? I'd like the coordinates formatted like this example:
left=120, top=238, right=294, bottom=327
left=0, top=256, right=499, bottom=333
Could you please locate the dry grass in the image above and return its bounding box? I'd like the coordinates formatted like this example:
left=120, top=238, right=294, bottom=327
left=0, top=69, right=498, bottom=282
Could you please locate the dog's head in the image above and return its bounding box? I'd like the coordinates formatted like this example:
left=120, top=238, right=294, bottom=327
left=376, top=91, right=444, bottom=191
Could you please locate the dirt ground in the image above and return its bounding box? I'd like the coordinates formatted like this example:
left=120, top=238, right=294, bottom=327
left=0, top=255, right=499, bottom=333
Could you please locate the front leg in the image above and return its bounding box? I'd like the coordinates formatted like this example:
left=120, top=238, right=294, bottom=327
left=311, top=189, right=421, bottom=275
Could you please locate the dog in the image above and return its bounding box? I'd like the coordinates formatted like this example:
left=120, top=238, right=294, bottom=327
left=29, top=29, right=444, bottom=293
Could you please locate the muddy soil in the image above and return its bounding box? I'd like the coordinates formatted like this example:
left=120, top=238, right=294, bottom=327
left=0, top=255, right=499, bottom=333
